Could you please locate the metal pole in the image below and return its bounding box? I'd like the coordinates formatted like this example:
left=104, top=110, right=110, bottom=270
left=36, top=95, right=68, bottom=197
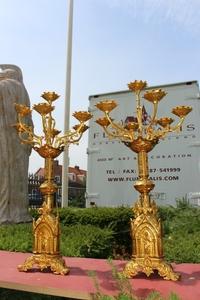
left=62, top=0, right=74, bottom=207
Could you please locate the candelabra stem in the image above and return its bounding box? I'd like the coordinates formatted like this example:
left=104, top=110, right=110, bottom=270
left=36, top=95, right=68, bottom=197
left=138, top=151, right=150, bottom=207
left=134, top=151, right=153, bottom=209
left=138, top=151, right=149, bottom=179
left=43, top=157, right=55, bottom=210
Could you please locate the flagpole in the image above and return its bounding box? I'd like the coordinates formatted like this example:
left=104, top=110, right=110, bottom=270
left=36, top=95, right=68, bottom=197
left=62, top=0, right=74, bottom=207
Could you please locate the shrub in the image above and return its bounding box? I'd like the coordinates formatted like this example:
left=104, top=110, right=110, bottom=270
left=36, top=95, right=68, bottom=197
left=61, top=224, right=113, bottom=258
left=0, top=222, right=113, bottom=259
left=7, top=204, right=200, bottom=263
left=164, top=232, right=200, bottom=263
left=0, top=223, right=32, bottom=252
left=158, top=206, right=176, bottom=222
left=57, top=207, right=132, bottom=229
left=58, top=207, right=132, bottom=254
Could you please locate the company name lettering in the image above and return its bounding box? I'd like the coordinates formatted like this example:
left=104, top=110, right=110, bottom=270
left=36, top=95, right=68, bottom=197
left=97, top=153, right=192, bottom=162
left=107, top=175, right=179, bottom=182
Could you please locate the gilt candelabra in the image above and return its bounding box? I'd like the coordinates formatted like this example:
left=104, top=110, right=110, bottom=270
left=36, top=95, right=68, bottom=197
left=95, top=80, right=192, bottom=281
left=14, top=92, right=92, bottom=275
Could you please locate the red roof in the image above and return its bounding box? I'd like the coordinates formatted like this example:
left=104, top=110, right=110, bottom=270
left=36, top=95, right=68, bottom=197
left=35, top=161, right=86, bottom=180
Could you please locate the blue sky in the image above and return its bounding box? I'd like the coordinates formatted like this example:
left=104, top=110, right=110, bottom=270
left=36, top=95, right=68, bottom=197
left=0, top=0, right=200, bottom=172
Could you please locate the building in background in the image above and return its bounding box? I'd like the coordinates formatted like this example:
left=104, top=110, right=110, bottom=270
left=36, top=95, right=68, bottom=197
left=28, top=160, right=86, bottom=207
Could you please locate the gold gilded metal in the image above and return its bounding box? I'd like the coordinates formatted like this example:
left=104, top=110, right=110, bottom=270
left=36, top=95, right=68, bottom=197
left=143, top=89, right=167, bottom=103
left=15, top=103, right=32, bottom=116
left=41, top=91, right=60, bottom=102
left=33, top=103, right=54, bottom=115
left=95, top=100, right=117, bottom=113
left=73, top=111, right=93, bottom=122
left=128, top=80, right=147, bottom=92
left=95, top=117, right=112, bottom=127
left=96, top=80, right=192, bottom=281
left=157, top=117, right=174, bottom=128
left=73, top=124, right=89, bottom=133
left=171, top=105, right=192, bottom=118
left=14, top=92, right=92, bottom=275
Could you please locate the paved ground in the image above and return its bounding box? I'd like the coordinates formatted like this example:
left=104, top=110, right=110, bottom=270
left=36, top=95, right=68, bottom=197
left=0, top=250, right=199, bottom=299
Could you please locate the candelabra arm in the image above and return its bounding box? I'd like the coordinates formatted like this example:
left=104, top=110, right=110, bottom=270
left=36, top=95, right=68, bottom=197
left=48, top=113, right=55, bottom=144
left=48, top=113, right=53, bottom=132
left=56, top=130, right=83, bottom=148
left=154, top=129, right=167, bottom=140
left=67, top=132, right=84, bottom=144
left=136, top=90, right=141, bottom=107
left=18, top=132, right=43, bottom=147
left=105, top=112, right=126, bottom=131
left=136, top=92, right=143, bottom=135
left=170, top=117, right=185, bottom=132
left=149, top=101, right=158, bottom=126
left=56, top=131, right=74, bottom=145
left=154, top=117, right=185, bottom=140
left=42, top=114, right=47, bottom=137
left=18, top=132, right=34, bottom=145
left=103, top=125, right=132, bottom=141
left=147, top=116, right=185, bottom=141
left=17, top=115, right=43, bottom=147
left=105, top=112, right=133, bottom=140
left=41, top=114, right=55, bottom=145
left=146, top=103, right=159, bottom=139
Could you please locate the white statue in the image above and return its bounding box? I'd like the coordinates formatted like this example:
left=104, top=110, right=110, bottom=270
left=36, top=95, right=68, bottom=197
left=0, top=64, right=33, bottom=223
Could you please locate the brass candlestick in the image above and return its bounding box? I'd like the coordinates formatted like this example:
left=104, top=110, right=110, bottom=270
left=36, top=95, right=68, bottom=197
left=14, top=92, right=92, bottom=275
left=95, top=80, right=192, bottom=280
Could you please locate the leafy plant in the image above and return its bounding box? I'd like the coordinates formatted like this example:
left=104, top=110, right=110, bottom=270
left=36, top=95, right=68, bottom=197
left=35, top=206, right=133, bottom=256
left=61, top=224, right=113, bottom=258
left=68, top=193, right=86, bottom=208
left=89, top=260, right=182, bottom=300
left=0, top=223, right=114, bottom=258
left=88, top=262, right=136, bottom=300
left=0, top=223, right=32, bottom=252
left=2, top=203, right=200, bottom=262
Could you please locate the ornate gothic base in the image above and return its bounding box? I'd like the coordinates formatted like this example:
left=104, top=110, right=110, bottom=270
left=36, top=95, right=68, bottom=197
left=18, top=253, right=69, bottom=275
left=123, top=257, right=180, bottom=281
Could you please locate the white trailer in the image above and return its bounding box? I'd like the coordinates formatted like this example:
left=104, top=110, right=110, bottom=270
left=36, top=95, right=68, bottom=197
left=86, top=81, right=200, bottom=207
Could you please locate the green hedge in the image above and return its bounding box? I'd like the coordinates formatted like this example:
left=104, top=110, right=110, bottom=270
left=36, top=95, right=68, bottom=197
left=58, top=206, right=133, bottom=254
left=0, top=223, right=113, bottom=259
left=57, top=207, right=132, bottom=229
left=161, top=202, right=200, bottom=263
left=0, top=223, right=32, bottom=252
left=61, top=224, right=113, bottom=258
left=2, top=203, right=200, bottom=263
left=30, top=206, right=133, bottom=255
